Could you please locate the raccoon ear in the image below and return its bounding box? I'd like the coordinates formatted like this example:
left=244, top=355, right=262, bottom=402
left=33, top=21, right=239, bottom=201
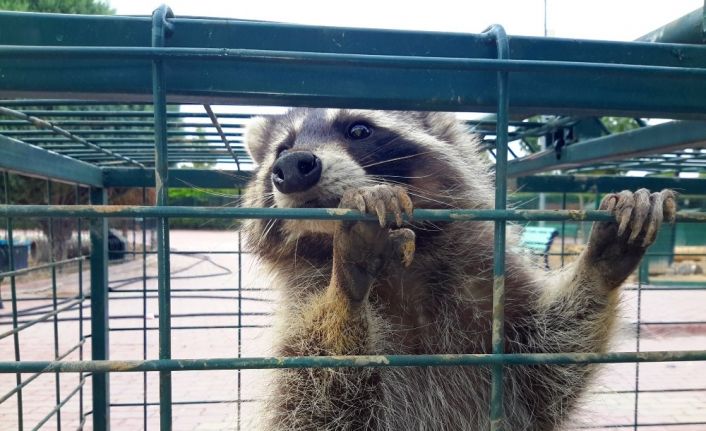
left=418, top=112, right=466, bottom=144
left=244, top=116, right=274, bottom=165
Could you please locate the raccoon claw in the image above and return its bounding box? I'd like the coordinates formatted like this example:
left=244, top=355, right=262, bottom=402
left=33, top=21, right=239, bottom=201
left=389, top=228, right=416, bottom=268
left=585, top=188, right=677, bottom=288
left=341, top=185, right=413, bottom=227
left=598, top=188, right=676, bottom=248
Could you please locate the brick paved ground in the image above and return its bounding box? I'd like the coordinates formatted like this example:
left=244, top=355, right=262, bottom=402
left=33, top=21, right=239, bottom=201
left=1, top=230, right=705, bottom=430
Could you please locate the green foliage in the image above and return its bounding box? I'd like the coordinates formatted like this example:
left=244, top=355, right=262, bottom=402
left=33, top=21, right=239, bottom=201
left=168, top=187, right=241, bottom=230
left=0, top=0, right=113, bottom=14
left=601, top=117, right=641, bottom=134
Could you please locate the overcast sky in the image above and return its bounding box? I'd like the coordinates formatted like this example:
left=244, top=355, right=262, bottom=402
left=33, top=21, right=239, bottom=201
left=109, top=0, right=703, bottom=41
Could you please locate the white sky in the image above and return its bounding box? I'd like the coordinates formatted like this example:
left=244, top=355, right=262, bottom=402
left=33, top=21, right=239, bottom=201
left=110, top=0, right=703, bottom=41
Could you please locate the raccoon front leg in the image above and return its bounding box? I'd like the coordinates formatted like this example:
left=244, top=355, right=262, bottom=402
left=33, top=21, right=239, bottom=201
left=541, top=189, right=677, bottom=316
left=270, top=185, right=414, bottom=430
left=515, top=190, right=678, bottom=428
left=577, top=188, right=677, bottom=290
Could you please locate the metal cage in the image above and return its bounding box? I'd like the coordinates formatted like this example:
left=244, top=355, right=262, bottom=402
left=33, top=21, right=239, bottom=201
left=1, top=4, right=706, bottom=430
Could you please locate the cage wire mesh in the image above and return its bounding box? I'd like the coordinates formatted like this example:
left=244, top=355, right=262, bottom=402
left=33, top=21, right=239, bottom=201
left=1, top=4, right=706, bottom=431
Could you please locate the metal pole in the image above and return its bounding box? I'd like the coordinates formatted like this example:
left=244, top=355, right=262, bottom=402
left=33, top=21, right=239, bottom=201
left=142, top=186, right=148, bottom=431
left=4, top=171, right=23, bottom=430
left=486, top=24, right=510, bottom=431
left=75, top=184, right=85, bottom=427
left=90, top=187, right=110, bottom=430
left=152, top=5, right=175, bottom=431
left=46, top=180, right=62, bottom=431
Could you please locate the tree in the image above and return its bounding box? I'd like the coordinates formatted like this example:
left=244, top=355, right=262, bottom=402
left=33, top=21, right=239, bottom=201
left=0, top=0, right=113, bottom=14
left=0, top=0, right=118, bottom=265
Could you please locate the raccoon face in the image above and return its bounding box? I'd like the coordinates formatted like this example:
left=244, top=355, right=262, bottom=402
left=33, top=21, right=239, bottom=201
left=245, top=108, right=483, bottom=236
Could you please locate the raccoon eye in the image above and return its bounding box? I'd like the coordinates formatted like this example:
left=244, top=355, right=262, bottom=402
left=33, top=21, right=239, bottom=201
left=346, top=123, right=372, bottom=140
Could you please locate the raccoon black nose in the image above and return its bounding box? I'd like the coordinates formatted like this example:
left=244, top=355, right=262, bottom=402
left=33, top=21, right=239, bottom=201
left=271, top=151, right=322, bottom=194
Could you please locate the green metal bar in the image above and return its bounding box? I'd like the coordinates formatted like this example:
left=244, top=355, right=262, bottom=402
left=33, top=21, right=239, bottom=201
left=141, top=186, right=148, bottom=431
left=25, top=137, right=243, bottom=144
left=2, top=350, right=706, bottom=373
left=46, top=180, right=62, bottom=431
left=75, top=183, right=85, bottom=427
left=0, top=129, right=243, bottom=137
left=487, top=23, right=509, bottom=431
left=204, top=104, right=241, bottom=169
left=2, top=205, right=705, bottom=222
left=111, top=325, right=268, bottom=332
left=0, top=106, right=144, bottom=167
left=102, top=168, right=250, bottom=189
left=507, top=121, right=706, bottom=177
left=0, top=120, right=245, bottom=127
left=15, top=110, right=252, bottom=119
left=0, top=256, right=86, bottom=278
left=89, top=187, right=110, bottom=431
left=0, top=339, right=85, bottom=405
left=113, top=399, right=258, bottom=407
left=0, top=99, right=158, bottom=106
left=0, top=135, right=103, bottom=187
left=513, top=175, right=706, bottom=195
left=560, top=193, right=566, bottom=268
left=2, top=46, right=706, bottom=80
left=237, top=226, right=243, bottom=430
left=30, top=377, right=86, bottom=431
left=4, top=13, right=706, bottom=117
left=152, top=6, right=174, bottom=431
left=3, top=171, right=23, bottom=430
left=634, top=262, right=646, bottom=430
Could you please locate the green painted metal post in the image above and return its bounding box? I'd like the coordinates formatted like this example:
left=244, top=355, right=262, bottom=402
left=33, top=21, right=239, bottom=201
left=237, top=222, right=243, bottom=430
left=90, top=187, right=110, bottom=431
left=4, top=171, right=23, bottom=431
left=142, top=187, right=148, bottom=431
left=46, top=180, right=62, bottom=431
left=75, top=184, right=85, bottom=427
left=152, top=5, right=174, bottom=431
left=486, top=23, right=510, bottom=431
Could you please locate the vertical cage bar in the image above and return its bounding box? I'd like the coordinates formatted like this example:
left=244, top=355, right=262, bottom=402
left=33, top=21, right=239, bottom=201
left=4, top=171, right=23, bottom=431
left=46, top=180, right=63, bottom=431
left=75, top=184, right=85, bottom=427
left=90, top=187, right=110, bottom=431
left=142, top=186, right=148, bottom=431
left=151, top=6, right=174, bottom=431
left=486, top=24, right=510, bottom=431
left=634, top=261, right=647, bottom=429
left=237, top=221, right=243, bottom=430
left=560, top=192, right=566, bottom=268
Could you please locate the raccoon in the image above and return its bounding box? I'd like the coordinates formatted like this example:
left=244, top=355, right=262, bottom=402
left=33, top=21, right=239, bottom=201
left=242, top=108, right=676, bottom=430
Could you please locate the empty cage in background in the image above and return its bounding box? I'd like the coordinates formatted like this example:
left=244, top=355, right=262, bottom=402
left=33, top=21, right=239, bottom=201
left=0, top=4, right=706, bottom=430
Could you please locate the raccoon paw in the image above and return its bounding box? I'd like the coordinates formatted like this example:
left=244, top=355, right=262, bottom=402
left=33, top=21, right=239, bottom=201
left=584, top=188, right=677, bottom=288
left=332, top=186, right=416, bottom=302
left=341, top=184, right=413, bottom=227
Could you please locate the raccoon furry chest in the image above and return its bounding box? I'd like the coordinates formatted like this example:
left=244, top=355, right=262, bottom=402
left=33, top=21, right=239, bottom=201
left=242, top=108, right=676, bottom=430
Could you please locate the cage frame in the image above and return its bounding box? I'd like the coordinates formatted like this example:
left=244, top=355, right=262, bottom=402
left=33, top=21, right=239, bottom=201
left=0, top=3, right=706, bottom=431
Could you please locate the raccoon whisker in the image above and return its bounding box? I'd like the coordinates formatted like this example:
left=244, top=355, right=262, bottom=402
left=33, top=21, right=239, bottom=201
left=373, top=173, right=436, bottom=180
left=357, top=136, right=404, bottom=164
left=367, top=176, right=460, bottom=209
left=257, top=204, right=279, bottom=246
left=360, top=151, right=436, bottom=169
left=293, top=234, right=300, bottom=268
left=173, top=180, right=243, bottom=198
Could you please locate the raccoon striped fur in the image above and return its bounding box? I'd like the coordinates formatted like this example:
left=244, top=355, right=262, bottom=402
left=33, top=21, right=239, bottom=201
left=242, top=108, right=676, bottom=430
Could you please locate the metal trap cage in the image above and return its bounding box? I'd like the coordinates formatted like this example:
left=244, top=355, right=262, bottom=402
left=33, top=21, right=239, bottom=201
left=1, top=4, right=706, bottom=430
